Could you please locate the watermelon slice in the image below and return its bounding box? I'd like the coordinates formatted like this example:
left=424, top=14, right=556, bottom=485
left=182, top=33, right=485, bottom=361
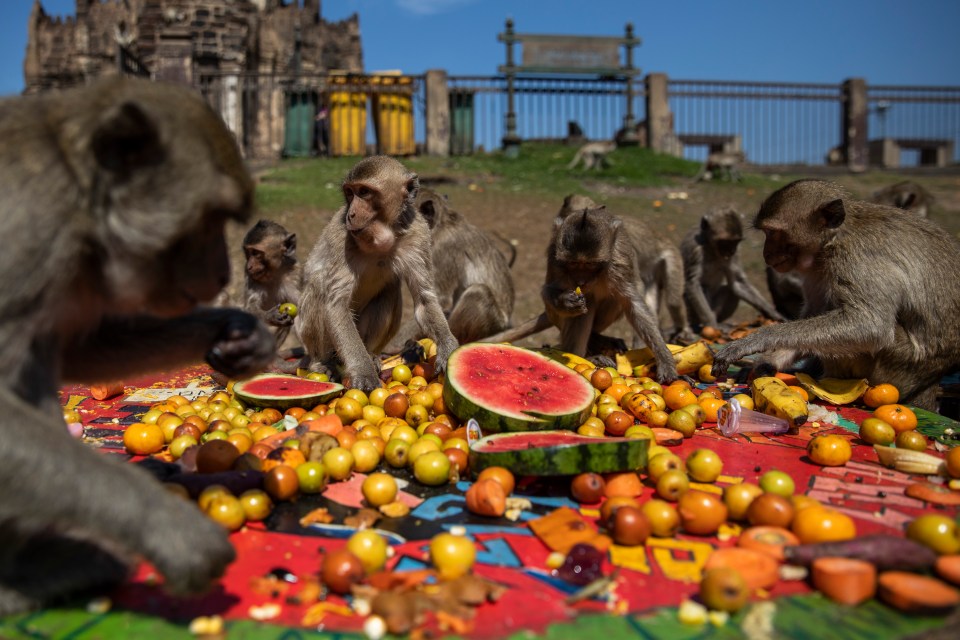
left=469, top=430, right=649, bottom=476
left=232, top=373, right=344, bottom=410
left=442, top=343, right=595, bottom=432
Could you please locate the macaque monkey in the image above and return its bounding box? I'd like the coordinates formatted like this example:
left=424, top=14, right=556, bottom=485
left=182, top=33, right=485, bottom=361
left=241, top=219, right=303, bottom=368
left=296, top=156, right=459, bottom=392
left=871, top=180, right=933, bottom=218
left=567, top=140, right=616, bottom=170
left=387, top=188, right=514, bottom=348
left=485, top=195, right=684, bottom=382
left=0, top=76, right=275, bottom=613
left=681, top=206, right=784, bottom=328
left=694, top=150, right=745, bottom=182
left=765, top=268, right=805, bottom=321
left=712, top=179, right=960, bottom=410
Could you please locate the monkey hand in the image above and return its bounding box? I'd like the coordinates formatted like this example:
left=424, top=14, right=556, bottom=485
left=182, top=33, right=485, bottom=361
left=557, top=290, right=588, bottom=316
left=710, top=338, right=756, bottom=379
left=206, top=310, right=275, bottom=379
left=141, top=490, right=236, bottom=595
left=265, top=307, right=295, bottom=327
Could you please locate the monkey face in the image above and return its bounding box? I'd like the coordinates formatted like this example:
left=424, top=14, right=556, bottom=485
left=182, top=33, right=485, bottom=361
left=560, top=260, right=607, bottom=288
left=714, top=238, right=741, bottom=260
left=244, top=247, right=271, bottom=282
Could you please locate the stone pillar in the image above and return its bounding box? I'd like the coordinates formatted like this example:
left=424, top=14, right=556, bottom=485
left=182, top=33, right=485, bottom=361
left=153, top=27, right=193, bottom=86
left=645, top=73, right=678, bottom=156
left=424, top=69, right=450, bottom=157
left=842, top=78, right=868, bottom=172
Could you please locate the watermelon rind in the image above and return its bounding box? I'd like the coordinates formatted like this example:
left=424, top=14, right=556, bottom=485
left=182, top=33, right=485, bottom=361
left=468, top=430, right=649, bottom=476
left=232, top=373, right=344, bottom=410
left=442, top=343, right=595, bottom=433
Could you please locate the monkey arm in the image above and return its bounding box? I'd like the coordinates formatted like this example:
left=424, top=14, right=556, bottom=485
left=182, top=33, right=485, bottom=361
left=729, top=268, right=785, bottom=321
left=60, top=308, right=275, bottom=382
left=479, top=313, right=552, bottom=344
left=711, top=306, right=895, bottom=376
left=621, top=287, right=678, bottom=383
left=402, top=266, right=459, bottom=372
left=683, top=248, right=718, bottom=327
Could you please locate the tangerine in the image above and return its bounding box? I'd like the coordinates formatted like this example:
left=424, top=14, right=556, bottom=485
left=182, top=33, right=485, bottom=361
left=946, top=447, right=960, bottom=479
left=862, top=383, right=900, bottom=408
left=698, top=397, right=727, bottom=423
left=663, top=384, right=697, bottom=411
left=123, top=422, right=165, bottom=456
left=873, top=404, right=918, bottom=433
left=604, top=383, right=632, bottom=403
left=604, top=471, right=644, bottom=498
left=806, top=434, right=853, bottom=467
left=476, top=466, right=515, bottom=496
left=791, top=506, right=856, bottom=544
left=787, top=385, right=810, bottom=402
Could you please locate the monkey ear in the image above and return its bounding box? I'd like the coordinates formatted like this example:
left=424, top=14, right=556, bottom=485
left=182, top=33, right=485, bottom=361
left=819, top=199, right=846, bottom=229
left=90, top=102, right=164, bottom=177
left=283, top=233, right=297, bottom=258
left=897, top=192, right=916, bottom=209
left=420, top=200, right=438, bottom=228
left=405, top=174, right=420, bottom=200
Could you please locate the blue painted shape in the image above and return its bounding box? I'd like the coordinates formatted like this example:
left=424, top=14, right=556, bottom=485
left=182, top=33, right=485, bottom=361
left=393, top=555, right=430, bottom=572
left=472, top=536, right=522, bottom=568
left=304, top=523, right=407, bottom=545
left=521, top=567, right=581, bottom=595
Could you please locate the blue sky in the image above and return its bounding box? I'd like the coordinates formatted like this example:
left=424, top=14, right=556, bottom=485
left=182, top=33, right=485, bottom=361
left=2, top=0, right=959, bottom=97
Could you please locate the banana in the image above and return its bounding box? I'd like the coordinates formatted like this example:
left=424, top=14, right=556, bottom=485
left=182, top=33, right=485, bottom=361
left=873, top=445, right=946, bottom=476
left=616, top=341, right=714, bottom=377
left=751, top=376, right=809, bottom=427
left=532, top=347, right=594, bottom=370
left=794, top=372, right=868, bottom=405
left=418, top=337, right=437, bottom=359
left=672, top=341, right=714, bottom=376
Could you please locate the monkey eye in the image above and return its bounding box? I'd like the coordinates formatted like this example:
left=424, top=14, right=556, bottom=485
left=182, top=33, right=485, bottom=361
left=356, top=186, right=373, bottom=199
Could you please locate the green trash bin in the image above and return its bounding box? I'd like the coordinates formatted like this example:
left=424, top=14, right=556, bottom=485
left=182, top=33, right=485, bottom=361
left=449, top=89, right=475, bottom=156
left=283, top=90, right=316, bottom=158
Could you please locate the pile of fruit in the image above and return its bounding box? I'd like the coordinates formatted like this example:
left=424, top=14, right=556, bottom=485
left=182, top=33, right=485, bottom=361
left=67, top=339, right=960, bottom=634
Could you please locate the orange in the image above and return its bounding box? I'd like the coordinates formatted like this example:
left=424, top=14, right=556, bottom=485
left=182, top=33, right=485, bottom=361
left=603, top=471, right=643, bottom=498
left=946, top=447, right=960, bottom=479
left=807, top=434, right=853, bottom=467
left=284, top=406, right=307, bottom=420
left=663, top=384, right=697, bottom=411
left=787, top=386, right=810, bottom=402
left=262, top=447, right=307, bottom=472
left=605, top=383, right=632, bottom=403
left=123, top=422, right=165, bottom=456
left=873, top=404, right=918, bottom=433
left=862, top=383, right=900, bottom=409
left=698, top=397, right=727, bottom=423
left=791, top=506, right=856, bottom=544
left=476, top=466, right=516, bottom=496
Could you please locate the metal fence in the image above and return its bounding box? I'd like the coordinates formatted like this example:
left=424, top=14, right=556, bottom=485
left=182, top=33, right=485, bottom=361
left=193, top=70, right=959, bottom=167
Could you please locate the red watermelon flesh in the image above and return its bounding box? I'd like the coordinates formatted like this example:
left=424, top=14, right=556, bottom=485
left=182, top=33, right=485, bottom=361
left=442, top=343, right=595, bottom=432
left=232, top=373, right=344, bottom=410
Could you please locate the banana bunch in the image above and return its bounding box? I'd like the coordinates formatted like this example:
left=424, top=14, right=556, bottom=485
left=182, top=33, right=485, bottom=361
left=751, top=376, right=809, bottom=427
left=532, top=347, right=595, bottom=370
left=616, top=341, right=714, bottom=377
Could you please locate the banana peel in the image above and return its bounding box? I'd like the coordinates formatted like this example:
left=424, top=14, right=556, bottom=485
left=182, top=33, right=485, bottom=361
left=794, top=372, right=868, bottom=406
left=532, top=347, right=595, bottom=370
left=380, top=338, right=438, bottom=369
left=752, top=376, right=809, bottom=427
left=617, top=341, right=714, bottom=377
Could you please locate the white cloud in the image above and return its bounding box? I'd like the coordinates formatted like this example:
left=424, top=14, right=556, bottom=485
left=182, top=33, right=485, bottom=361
left=395, top=0, right=478, bottom=16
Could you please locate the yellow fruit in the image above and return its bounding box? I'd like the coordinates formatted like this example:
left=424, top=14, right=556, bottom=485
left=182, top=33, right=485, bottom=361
left=752, top=377, right=808, bottom=427
left=807, top=434, right=853, bottom=467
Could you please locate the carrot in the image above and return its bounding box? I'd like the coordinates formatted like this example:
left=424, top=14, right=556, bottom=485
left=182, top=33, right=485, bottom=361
left=89, top=381, right=125, bottom=400
left=935, top=555, right=960, bottom=586
left=811, top=557, right=877, bottom=606
left=877, top=571, right=960, bottom=614
left=465, top=479, right=507, bottom=517
left=783, top=534, right=937, bottom=572
left=651, top=427, right=684, bottom=446
left=257, top=414, right=342, bottom=449
left=703, top=547, right=779, bottom=590
left=738, top=526, right=800, bottom=562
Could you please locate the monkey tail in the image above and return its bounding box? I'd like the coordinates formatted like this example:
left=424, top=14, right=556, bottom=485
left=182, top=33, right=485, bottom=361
left=491, top=231, right=519, bottom=268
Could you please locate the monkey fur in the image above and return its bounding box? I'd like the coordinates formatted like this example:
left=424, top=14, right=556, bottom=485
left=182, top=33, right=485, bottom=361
left=387, top=187, right=515, bottom=348
left=681, top=206, right=784, bottom=328
left=295, top=156, right=458, bottom=393
left=712, top=179, right=960, bottom=410
left=241, top=219, right=303, bottom=368
left=0, top=76, right=275, bottom=613
left=567, top=140, right=616, bottom=171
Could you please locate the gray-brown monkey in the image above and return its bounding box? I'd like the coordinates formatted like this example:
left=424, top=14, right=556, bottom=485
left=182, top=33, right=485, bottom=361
left=295, top=157, right=459, bottom=392
left=387, top=187, right=515, bottom=348
left=241, top=219, right=303, bottom=367
left=567, top=140, right=616, bottom=170
left=0, top=76, right=275, bottom=614
left=485, top=195, right=683, bottom=382
left=712, top=179, right=960, bottom=410
left=871, top=180, right=934, bottom=218
left=681, top=206, right=784, bottom=328
left=694, top=150, right=745, bottom=182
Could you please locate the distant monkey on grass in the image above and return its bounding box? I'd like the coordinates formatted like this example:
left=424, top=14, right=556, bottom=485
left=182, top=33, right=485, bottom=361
left=694, top=150, right=745, bottom=182
left=568, top=140, right=616, bottom=171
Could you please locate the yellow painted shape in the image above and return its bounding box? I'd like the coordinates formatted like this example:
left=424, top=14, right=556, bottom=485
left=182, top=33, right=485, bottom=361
left=609, top=544, right=651, bottom=574
left=647, top=537, right=715, bottom=583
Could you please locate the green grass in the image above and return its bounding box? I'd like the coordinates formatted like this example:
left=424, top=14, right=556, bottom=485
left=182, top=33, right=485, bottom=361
left=253, top=143, right=760, bottom=215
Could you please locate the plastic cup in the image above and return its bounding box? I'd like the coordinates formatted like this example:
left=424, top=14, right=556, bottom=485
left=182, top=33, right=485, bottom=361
left=717, top=397, right=790, bottom=437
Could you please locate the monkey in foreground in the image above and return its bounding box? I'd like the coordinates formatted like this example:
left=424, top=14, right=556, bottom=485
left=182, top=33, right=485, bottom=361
left=485, top=195, right=683, bottom=382
left=296, top=156, right=459, bottom=393
left=681, top=206, right=784, bottom=328
left=567, top=140, right=616, bottom=170
left=712, top=179, right=960, bottom=410
left=694, top=150, right=745, bottom=182
left=387, top=187, right=515, bottom=349
left=0, top=77, right=275, bottom=614
left=871, top=180, right=933, bottom=218
left=241, top=219, right=303, bottom=369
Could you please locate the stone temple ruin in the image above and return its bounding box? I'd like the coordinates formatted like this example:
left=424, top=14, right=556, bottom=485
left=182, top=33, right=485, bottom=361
left=24, top=0, right=364, bottom=158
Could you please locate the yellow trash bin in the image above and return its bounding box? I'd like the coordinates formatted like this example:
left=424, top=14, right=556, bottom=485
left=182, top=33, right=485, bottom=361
left=371, top=74, right=415, bottom=156
left=328, top=75, right=367, bottom=157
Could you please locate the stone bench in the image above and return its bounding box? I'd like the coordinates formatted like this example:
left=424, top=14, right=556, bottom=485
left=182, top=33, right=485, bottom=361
left=869, top=137, right=955, bottom=168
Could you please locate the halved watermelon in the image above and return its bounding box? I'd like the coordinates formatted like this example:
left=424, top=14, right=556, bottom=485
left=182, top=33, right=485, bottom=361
left=469, top=430, right=649, bottom=476
left=232, top=373, right=344, bottom=410
left=442, top=343, right=595, bottom=432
